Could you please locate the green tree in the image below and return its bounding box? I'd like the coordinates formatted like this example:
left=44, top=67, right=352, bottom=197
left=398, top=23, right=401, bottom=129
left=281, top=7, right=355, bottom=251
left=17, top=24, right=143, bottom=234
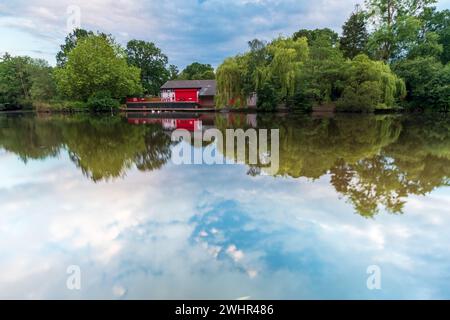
left=0, top=54, right=31, bottom=105
left=0, top=54, right=57, bottom=108
left=259, top=37, right=309, bottom=102
left=393, top=56, right=446, bottom=110
left=56, top=29, right=94, bottom=67
left=365, top=0, right=437, bottom=61
left=216, top=36, right=313, bottom=109
left=27, top=59, right=56, bottom=101
left=298, top=34, right=345, bottom=108
left=216, top=57, right=246, bottom=108
left=421, top=8, right=450, bottom=63
left=242, top=39, right=268, bottom=97
left=256, top=81, right=278, bottom=111
left=337, top=54, right=406, bottom=112
left=126, top=40, right=170, bottom=95
left=54, top=34, right=143, bottom=101
left=168, top=64, right=179, bottom=80
left=340, top=8, right=369, bottom=58
left=293, top=28, right=339, bottom=47
left=179, top=62, right=215, bottom=80
left=407, top=31, right=443, bottom=59
left=425, top=63, right=450, bottom=111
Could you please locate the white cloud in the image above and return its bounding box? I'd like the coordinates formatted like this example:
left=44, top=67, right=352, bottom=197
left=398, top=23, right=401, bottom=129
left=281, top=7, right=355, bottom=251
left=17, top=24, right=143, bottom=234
left=0, top=0, right=368, bottom=67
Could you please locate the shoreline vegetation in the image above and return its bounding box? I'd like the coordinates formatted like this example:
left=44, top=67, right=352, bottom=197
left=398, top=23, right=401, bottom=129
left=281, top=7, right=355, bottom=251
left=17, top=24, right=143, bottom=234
left=1, top=0, right=449, bottom=114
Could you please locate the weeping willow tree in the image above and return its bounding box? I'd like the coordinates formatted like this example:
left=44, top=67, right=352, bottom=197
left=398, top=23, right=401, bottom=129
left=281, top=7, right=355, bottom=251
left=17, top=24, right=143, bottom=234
left=337, top=54, right=406, bottom=112
left=216, top=37, right=309, bottom=109
left=258, top=37, right=309, bottom=98
left=216, top=35, right=404, bottom=111
left=216, top=57, right=247, bottom=108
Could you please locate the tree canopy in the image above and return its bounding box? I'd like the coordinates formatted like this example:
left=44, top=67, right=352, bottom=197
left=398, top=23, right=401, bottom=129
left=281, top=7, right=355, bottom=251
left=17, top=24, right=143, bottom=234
left=340, top=8, right=369, bottom=58
left=0, top=54, right=56, bottom=108
left=126, top=40, right=170, bottom=95
left=56, top=29, right=94, bottom=67
left=178, top=62, right=215, bottom=80
left=54, top=34, right=143, bottom=101
left=214, top=0, right=447, bottom=112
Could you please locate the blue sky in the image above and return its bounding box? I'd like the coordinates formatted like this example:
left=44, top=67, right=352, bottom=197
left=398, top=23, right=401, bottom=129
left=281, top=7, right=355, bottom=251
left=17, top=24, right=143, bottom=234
left=1, top=0, right=450, bottom=68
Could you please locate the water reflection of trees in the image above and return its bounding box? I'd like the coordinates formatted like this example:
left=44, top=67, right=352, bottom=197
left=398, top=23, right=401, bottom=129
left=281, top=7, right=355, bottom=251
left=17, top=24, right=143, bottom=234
left=0, top=114, right=173, bottom=182
left=254, top=114, right=450, bottom=217
left=0, top=115, right=63, bottom=161
left=0, top=113, right=449, bottom=217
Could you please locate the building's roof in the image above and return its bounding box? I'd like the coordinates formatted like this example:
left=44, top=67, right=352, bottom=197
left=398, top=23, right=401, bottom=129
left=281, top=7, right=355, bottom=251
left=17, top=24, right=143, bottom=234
left=161, top=80, right=216, bottom=96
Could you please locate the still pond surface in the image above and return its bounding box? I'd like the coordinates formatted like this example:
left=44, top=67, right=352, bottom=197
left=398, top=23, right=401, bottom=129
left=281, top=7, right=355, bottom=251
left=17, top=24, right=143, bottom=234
left=0, top=112, right=449, bottom=299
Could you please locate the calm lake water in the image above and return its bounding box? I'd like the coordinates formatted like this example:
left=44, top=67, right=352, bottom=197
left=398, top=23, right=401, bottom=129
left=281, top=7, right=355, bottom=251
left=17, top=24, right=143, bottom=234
left=0, top=112, right=449, bottom=299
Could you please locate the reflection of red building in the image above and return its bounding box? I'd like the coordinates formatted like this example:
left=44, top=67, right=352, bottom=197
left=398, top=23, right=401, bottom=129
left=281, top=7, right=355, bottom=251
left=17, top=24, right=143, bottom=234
left=126, top=113, right=215, bottom=132
left=125, top=112, right=258, bottom=132
left=128, top=118, right=201, bottom=132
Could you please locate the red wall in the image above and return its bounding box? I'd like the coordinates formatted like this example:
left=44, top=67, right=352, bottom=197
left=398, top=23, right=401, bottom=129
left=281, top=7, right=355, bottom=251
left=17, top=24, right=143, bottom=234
left=175, top=89, right=198, bottom=102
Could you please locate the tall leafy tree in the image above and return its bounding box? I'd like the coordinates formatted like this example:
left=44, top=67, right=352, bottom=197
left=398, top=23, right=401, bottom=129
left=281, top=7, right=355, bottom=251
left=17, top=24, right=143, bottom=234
left=27, top=59, right=56, bottom=101
left=260, top=37, right=309, bottom=101
left=337, top=54, right=406, bottom=112
left=168, top=64, right=179, bottom=80
left=216, top=57, right=246, bottom=107
left=0, top=54, right=31, bottom=105
left=340, top=8, right=369, bottom=58
left=365, top=0, right=437, bottom=61
left=216, top=37, right=309, bottom=108
left=243, top=39, right=268, bottom=96
left=293, top=28, right=339, bottom=47
left=421, top=8, right=450, bottom=63
left=299, top=35, right=346, bottom=107
left=126, top=40, right=170, bottom=95
left=178, top=62, right=215, bottom=80
left=0, top=54, right=56, bottom=106
left=54, top=34, right=142, bottom=101
left=393, top=56, right=449, bottom=110
left=56, top=29, right=93, bottom=67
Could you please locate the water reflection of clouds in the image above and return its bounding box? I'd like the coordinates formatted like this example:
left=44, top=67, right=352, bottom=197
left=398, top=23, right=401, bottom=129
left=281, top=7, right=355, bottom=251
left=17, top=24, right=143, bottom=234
left=1, top=149, right=450, bottom=299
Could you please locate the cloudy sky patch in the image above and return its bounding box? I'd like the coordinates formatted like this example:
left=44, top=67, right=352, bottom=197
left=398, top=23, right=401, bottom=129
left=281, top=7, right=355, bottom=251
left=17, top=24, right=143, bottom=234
left=1, top=0, right=449, bottom=67
left=0, top=0, right=353, bottom=67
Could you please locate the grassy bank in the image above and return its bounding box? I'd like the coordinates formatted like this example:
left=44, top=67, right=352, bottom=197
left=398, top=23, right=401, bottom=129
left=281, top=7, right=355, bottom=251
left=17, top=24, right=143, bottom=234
left=31, top=100, right=88, bottom=113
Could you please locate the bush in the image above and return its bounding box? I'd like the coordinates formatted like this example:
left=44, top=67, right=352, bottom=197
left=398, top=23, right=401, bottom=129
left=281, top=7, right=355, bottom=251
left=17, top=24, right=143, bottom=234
left=66, top=101, right=88, bottom=111
left=257, top=81, right=279, bottom=111
left=336, top=81, right=382, bottom=112
left=87, top=92, right=120, bottom=112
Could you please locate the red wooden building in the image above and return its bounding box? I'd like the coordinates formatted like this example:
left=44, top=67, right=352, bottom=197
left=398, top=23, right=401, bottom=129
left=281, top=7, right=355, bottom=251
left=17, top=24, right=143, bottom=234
left=160, top=80, right=216, bottom=107
left=126, top=80, right=216, bottom=110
